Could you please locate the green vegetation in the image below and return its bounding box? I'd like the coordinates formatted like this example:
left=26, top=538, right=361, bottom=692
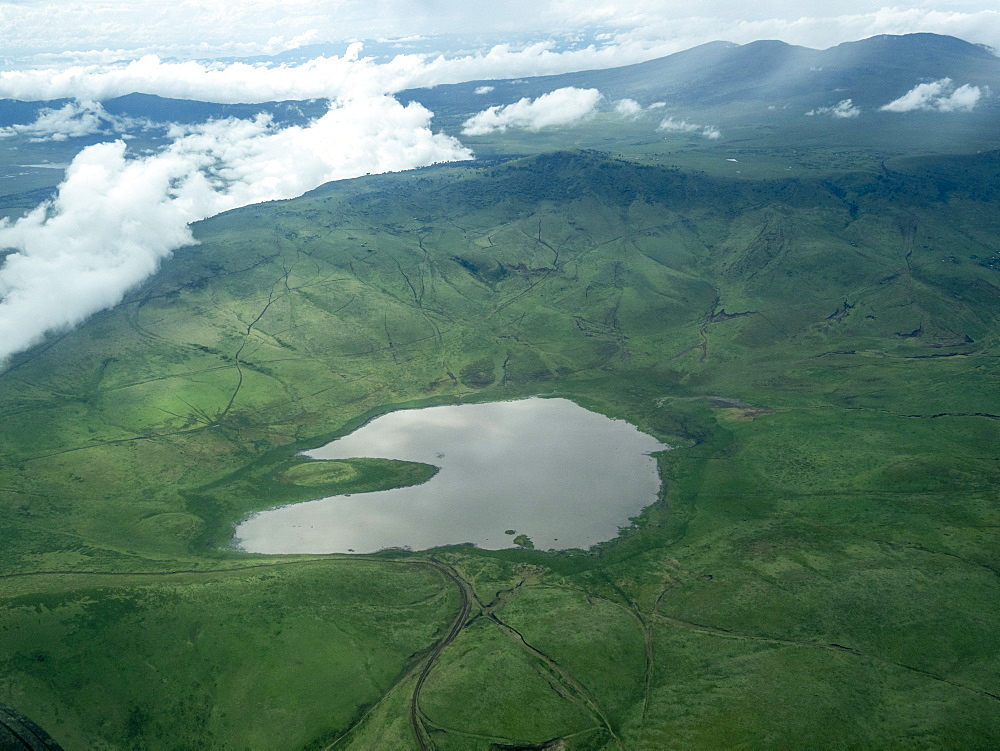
left=512, top=534, right=534, bottom=549
left=277, top=457, right=437, bottom=489
left=1, top=144, right=999, bottom=748
left=0, top=562, right=458, bottom=749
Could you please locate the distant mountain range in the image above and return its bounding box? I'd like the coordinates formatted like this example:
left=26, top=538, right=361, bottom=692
left=1, top=33, right=995, bottom=134
left=401, top=33, right=1000, bottom=124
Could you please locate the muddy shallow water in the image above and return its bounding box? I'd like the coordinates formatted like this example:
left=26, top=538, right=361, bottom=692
left=235, top=397, right=669, bottom=554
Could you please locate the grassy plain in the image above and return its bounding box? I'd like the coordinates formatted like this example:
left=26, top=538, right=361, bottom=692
left=1, top=144, right=999, bottom=748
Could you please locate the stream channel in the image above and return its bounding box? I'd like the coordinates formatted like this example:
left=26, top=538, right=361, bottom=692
left=235, top=397, right=669, bottom=554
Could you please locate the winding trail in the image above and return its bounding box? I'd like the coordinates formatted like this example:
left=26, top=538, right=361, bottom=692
left=487, top=613, right=625, bottom=749
left=0, top=704, right=64, bottom=751
left=402, top=562, right=627, bottom=749
left=409, top=558, right=474, bottom=750
left=221, top=264, right=290, bottom=418
left=3, top=556, right=473, bottom=751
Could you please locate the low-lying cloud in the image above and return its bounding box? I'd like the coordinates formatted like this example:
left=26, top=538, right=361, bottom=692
left=805, top=99, right=861, bottom=118
left=0, top=46, right=654, bottom=104
left=614, top=99, right=667, bottom=119
left=0, top=100, right=151, bottom=141
left=0, top=96, right=471, bottom=363
left=658, top=117, right=721, bottom=139
left=461, top=87, right=603, bottom=135
left=880, top=78, right=985, bottom=112
left=614, top=98, right=644, bottom=118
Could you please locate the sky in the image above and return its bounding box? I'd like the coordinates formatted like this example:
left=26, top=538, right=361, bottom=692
left=0, top=1, right=997, bottom=363
left=1, top=2, right=999, bottom=69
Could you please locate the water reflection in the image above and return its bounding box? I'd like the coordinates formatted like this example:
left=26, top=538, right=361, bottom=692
left=236, top=397, right=669, bottom=554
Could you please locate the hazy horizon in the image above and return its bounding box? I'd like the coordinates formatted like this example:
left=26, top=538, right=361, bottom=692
left=2, top=2, right=999, bottom=73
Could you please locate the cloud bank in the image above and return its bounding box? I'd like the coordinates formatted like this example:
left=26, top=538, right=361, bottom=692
left=0, top=43, right=679, bottom=104
left=4, top=3, right=1000, bottom=70
left=880, top=78, right=985, bottom=112
left=805, top=99, right=861, bottom=118
left=461, top=87, right=603, bottom=135
left=0, top=100, right=151, bottom=142
left=0, top=97, right=471, bottom=362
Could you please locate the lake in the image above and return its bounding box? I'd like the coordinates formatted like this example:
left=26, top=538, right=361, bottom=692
left=235, top=397, right=669, bottom=554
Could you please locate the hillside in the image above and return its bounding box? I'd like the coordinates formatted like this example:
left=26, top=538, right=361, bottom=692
left=1, top=148, right=998, bottom=748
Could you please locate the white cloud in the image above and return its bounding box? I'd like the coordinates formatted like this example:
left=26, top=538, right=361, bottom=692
left=0, top=54, right=358, bottom=104
left=942, top=84, right=987, bottom=111
left=658, top=117, right=721, bottom=139
left=805, top=98, right=861, bottom=118
left=461, top=87, right=603, bottom=135
left=474, top=85, right=495, bottom=94
left=880, top=78, right=986, bottom=112
left=614, top=98, right=644, bottom=118
left=0, top=44, right=677, bottom=104
left=0, top=96, right=471, bottom=362
left=613, top=98, right=669, bottom=119
left=614, top=99, right=669, bottom=120
left=0, top=100, right=152, bottom=142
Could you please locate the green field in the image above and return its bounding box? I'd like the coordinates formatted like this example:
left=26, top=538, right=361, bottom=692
left=1, top=142, right=999, bottom=748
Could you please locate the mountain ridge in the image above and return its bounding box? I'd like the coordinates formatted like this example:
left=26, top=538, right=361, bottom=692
left=402, top=32, right=1000, bottom=122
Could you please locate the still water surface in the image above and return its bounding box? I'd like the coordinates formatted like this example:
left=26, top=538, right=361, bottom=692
left=236, top=397, right=668, bottom=554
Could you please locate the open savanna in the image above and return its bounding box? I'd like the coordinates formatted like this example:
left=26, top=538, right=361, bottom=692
left=1, top=149, right=998, bottom=748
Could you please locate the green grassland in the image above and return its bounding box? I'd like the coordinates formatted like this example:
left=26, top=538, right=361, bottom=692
left=1, top=145, right=999, bottom=748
